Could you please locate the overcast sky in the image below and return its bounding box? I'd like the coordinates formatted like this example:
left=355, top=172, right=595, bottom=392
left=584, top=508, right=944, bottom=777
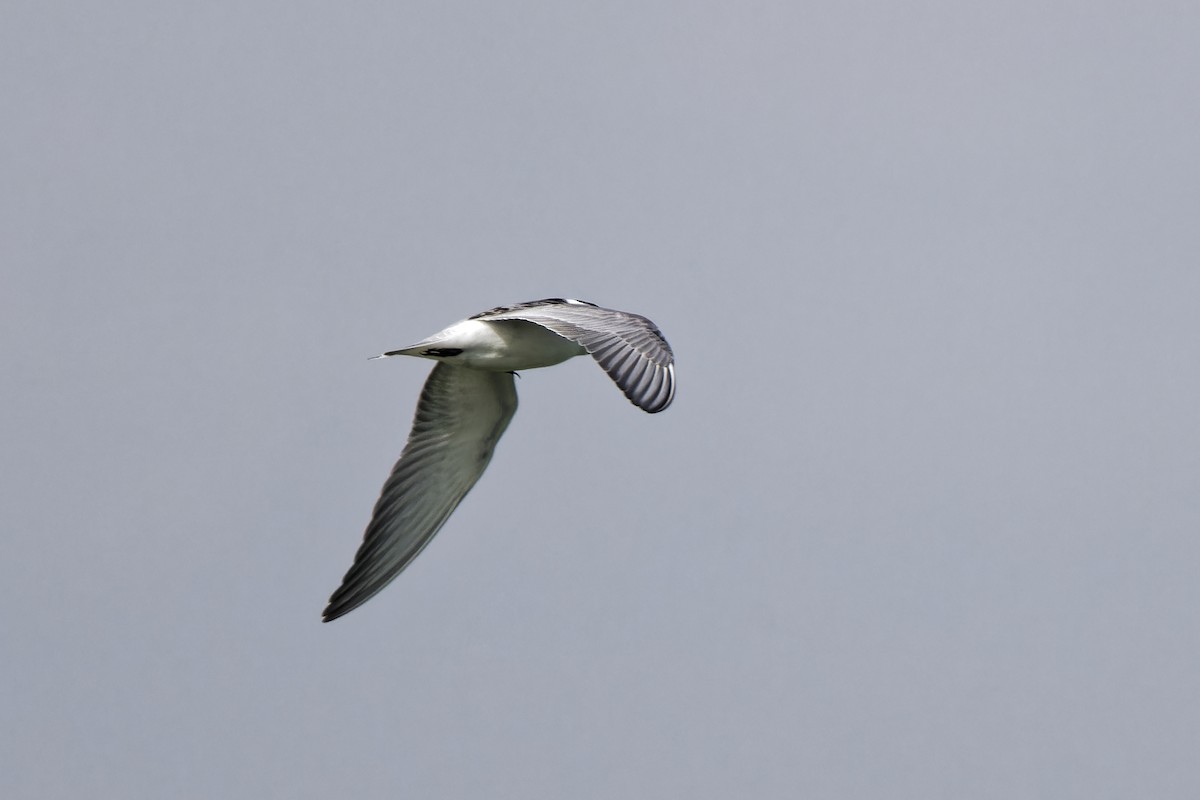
left=4, top=2, right=1200, bottom=798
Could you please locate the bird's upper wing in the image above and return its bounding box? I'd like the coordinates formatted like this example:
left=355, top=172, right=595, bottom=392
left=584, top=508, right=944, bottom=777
left=323, top=363, right=517, bottom=622
left=475, top=300, right=675, bottom=413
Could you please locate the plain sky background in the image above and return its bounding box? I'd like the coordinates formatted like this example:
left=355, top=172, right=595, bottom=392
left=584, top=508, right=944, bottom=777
left=4, top=2, right=1199, bottom=798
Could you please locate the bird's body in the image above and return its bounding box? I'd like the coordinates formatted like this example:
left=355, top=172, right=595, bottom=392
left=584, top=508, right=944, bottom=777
left=323, top=298, right=674, bottom=622
left=387, top=317, right=587, bottom=371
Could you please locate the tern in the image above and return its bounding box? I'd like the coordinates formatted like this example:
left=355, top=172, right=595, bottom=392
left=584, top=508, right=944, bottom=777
left=323, top=298, right=675, bottom=621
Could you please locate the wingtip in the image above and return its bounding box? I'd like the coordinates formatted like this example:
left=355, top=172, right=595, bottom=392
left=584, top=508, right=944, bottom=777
left=631, top=362, right=675, bottom=413
left=322, top=588, right=355, bottom=622
left=322, top=587, right=366, bottom=622
left=321, top=604, right=347, bottom=623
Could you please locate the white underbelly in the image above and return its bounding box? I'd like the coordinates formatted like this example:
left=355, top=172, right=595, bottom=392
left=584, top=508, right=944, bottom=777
left=456, top=319, right=587, bottom=370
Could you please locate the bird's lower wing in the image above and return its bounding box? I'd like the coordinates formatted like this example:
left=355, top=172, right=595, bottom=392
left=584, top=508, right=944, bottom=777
left=323, top=363, right=517, bottom=621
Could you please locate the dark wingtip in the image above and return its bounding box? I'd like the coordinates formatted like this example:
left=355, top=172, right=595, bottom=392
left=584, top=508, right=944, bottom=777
left=322, top=587, right=358, bottom=622
left=321, top=603, right=349, bottom=623
left=321, top=585, right=366, bottom=622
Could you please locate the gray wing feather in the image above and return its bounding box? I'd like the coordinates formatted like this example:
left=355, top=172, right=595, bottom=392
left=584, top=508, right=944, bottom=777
left=479, top=301, right=675, bottom=413
left=322, top=363, right=517, bottom=621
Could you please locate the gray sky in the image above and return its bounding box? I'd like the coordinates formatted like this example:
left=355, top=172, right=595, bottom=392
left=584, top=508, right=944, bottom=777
left=4, top=2, right=1199, bottom=798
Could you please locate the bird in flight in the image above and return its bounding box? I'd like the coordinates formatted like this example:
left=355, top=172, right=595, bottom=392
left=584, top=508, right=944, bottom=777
left=323, top=298, right=675, bottom=622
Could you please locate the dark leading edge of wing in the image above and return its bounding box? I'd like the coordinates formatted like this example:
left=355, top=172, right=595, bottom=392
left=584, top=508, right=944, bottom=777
left=322, top=363, right=518, bottom=622
left=476, top=300, right=676, bottom=413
